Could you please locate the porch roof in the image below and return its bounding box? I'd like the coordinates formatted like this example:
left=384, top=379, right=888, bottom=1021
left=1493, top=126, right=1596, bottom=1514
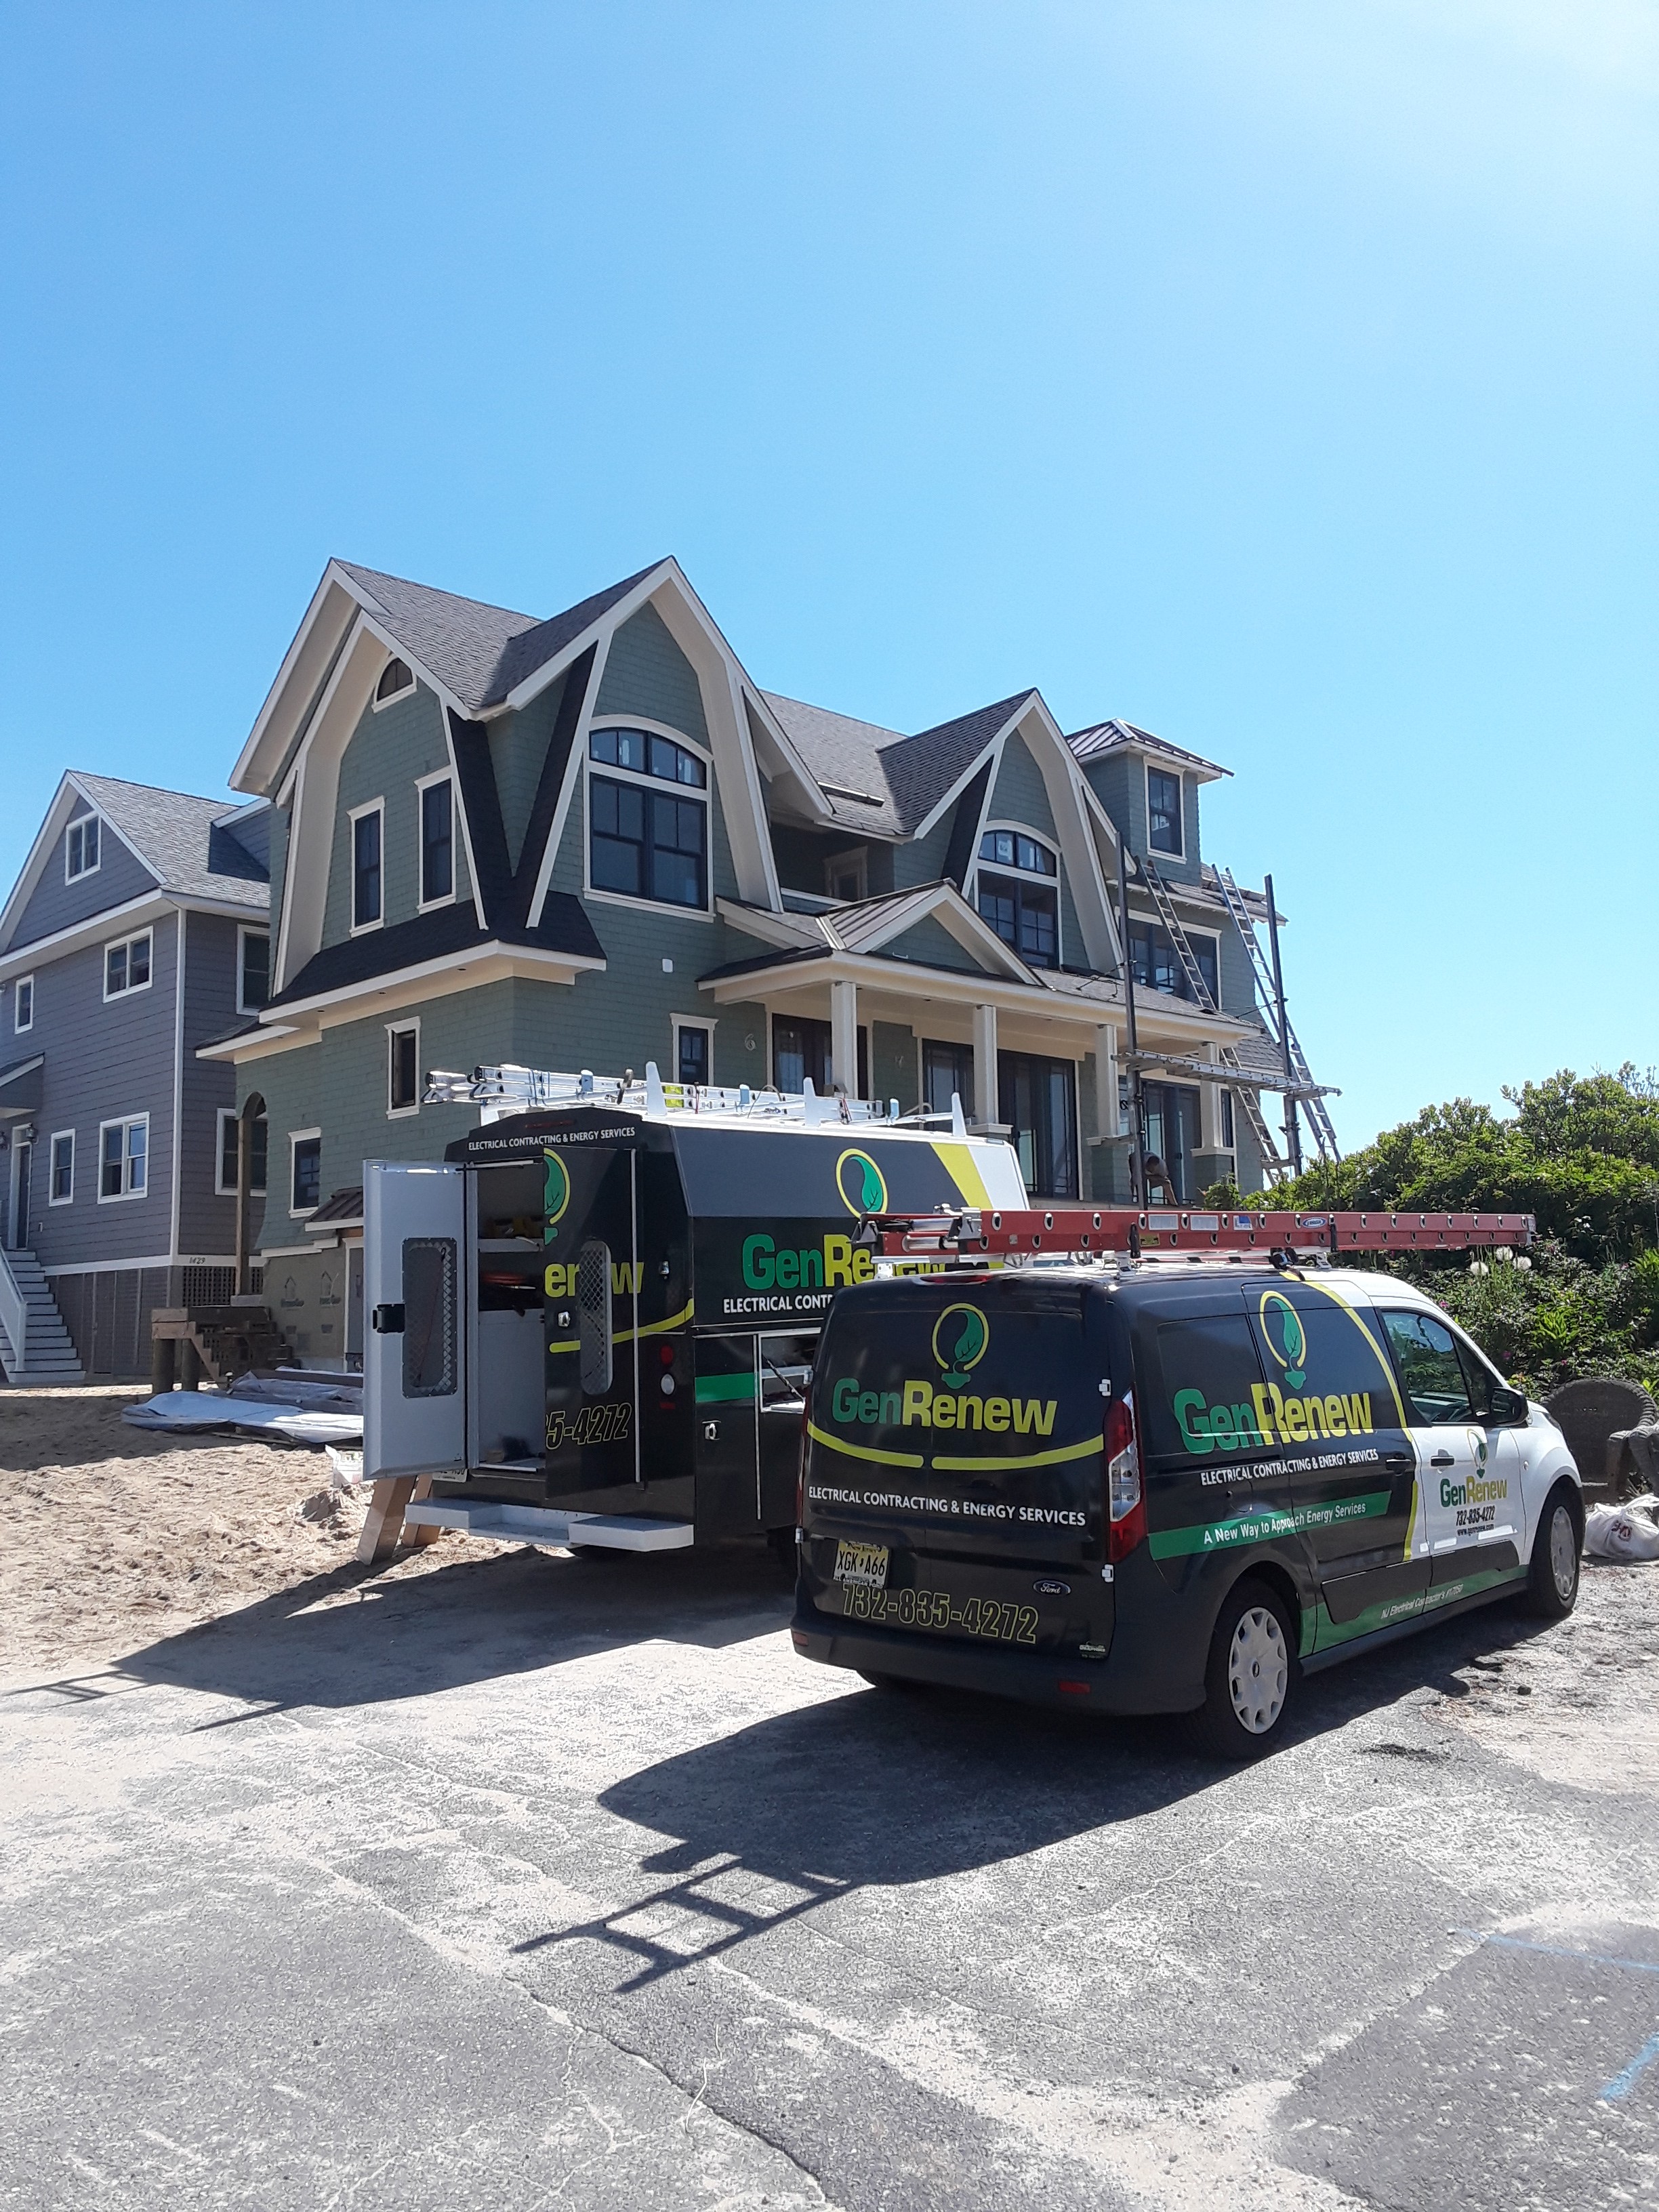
left=0, top=1052, right=43, bottom=1120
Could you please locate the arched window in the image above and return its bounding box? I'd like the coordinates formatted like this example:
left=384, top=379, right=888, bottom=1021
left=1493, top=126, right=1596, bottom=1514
left=975, top=828, right=1059, bottom=968
left=587, top=724, right=709, bottom=910
left=375, top=657, right=414, bottom=706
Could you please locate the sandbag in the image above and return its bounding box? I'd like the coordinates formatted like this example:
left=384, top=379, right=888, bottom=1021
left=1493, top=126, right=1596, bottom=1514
left=1584, top=1493, right=1659, bottom=1563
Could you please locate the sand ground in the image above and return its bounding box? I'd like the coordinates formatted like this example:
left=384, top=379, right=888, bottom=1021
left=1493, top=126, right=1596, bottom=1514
left=0, top=1385, right=499, bottom=1676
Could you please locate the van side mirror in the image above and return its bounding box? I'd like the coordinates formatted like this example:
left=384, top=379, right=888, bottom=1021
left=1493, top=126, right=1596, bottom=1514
left=1490, top=1384, right=1528, bottom=1425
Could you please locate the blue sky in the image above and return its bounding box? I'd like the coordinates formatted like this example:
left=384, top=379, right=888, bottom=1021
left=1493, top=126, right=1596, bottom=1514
left=1, top=1, right=1654, bottom=1148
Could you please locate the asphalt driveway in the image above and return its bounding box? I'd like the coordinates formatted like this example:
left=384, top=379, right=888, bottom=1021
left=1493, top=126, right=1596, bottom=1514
left=3, top=1541, right=1656, bottom=2211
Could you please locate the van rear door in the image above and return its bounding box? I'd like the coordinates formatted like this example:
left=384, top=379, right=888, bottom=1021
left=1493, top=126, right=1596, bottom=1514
left=364, top=1160, right=466, bottom=1481
left=805, top=1277, right=1107, bottom=1561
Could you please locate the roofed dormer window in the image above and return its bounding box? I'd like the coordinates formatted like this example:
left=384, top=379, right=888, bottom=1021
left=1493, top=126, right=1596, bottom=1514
left=66, top=814, right=100, bottom=880
left=1147, top=767, right=1183, bottom=857
left=374, top=657, right=415, bottom=707
left=586, top=725, right=710, bottom=912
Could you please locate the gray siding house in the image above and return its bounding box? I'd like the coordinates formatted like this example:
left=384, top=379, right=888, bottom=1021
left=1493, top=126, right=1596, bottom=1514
left=0, top=773, right=270, bottom=1379
left=211, top=557, right=1327, bottom=1367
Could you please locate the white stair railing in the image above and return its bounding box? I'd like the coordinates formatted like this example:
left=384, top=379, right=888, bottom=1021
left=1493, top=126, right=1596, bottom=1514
left=0, top=1247, right=28, bottom=1374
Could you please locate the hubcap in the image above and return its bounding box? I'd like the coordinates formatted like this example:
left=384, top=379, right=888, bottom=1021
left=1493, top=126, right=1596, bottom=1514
left=1227, top=1604, right=1288, bottom=1734
left=1549, top=1503, right=1577, bottom=1601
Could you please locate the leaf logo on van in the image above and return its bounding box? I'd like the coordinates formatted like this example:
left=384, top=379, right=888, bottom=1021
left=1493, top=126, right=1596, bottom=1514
left=932, top=1303, right=989, bottom=1388
left=544, top=1149, right=571, bottom=1232
left=1258, top=1290, right=1308, bottom=1389
left=835, top=1149, right=888, bottom=1216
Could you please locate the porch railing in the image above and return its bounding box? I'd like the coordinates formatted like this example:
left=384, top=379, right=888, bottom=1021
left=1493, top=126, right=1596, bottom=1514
left=0, top=1246, right=26, bottom=1374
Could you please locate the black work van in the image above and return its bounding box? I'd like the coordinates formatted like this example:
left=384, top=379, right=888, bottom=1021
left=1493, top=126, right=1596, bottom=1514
left=790, top=1263, right=1583, bottom=1756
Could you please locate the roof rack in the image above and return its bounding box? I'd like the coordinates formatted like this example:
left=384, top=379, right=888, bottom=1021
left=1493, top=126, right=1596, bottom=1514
left=859, top=1206, right=1536, bottom=1265
left=424, top=1061, right=972, bottom=1134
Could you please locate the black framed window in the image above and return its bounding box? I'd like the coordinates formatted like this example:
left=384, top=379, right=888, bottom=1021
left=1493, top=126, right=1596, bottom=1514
left=978, top=876, right=1058, bottom=966
left=1221, top=1089, right=1235, bottom=1149
left=389, top=1025, right=419, bottom=1112
left=998, top=1052, right=1078, bottom=1197
left=1148, top=768, right=1183, bottom=855
left=291, top=1135, right=321, bottom=1213
left=1129, top=923, right=1216, bottom=1006
left=239, top=929, right=269, bottom=1012
left=676, top=1024, right=710, bottom=1086
left=979, top=829, right=1057, bottom=877
left=352, top=810, right=382, bottom=927
left=50, top=1133, right=73, bottom=1202
left=590, top=776, right=707, bottom=908
left=1140, top=1082, right=1200, bottom=1202
left=375, top=657, right=413, bottom=704
left=589, top=726, right=707, bottom=788
left=773, top=1017, right=867, bottom=1097
left=420, top=781, right=453, bottom=905
left=922, top=1039, right=974, bottom=1118
left=220, top=1110, right=268, bottom=1195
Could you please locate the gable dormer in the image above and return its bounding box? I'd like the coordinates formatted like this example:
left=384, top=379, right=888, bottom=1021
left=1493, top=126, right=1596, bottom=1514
left=1067, top=721, right=1228, bottom=888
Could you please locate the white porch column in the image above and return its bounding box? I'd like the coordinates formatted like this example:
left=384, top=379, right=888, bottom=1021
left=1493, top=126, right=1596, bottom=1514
left=971, top=1002, right=998, bottom=1128
left=1200, top=1040, right=1224, bottom=1152
left=830, top=979, right=859, bottom=1097
left=1094, top=1025, right=1122, bottom=1139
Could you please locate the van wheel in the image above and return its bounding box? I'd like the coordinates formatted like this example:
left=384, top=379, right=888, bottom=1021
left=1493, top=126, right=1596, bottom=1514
left=1526, top=1484, right=1581, bottom=1618
left=1187, top=1578, right=1298, bottom=1761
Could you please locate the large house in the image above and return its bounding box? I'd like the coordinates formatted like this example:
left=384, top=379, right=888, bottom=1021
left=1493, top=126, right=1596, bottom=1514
left=206, top=556, right=1329, bottom=1366
left=0, top=774, right=270, bottom=1380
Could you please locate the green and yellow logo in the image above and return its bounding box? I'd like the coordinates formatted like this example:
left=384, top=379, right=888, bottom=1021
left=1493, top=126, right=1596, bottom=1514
left=544, top=1149, right=571, bottom=1234
left=1258, top=1290, right=1308, bottom=1389
left=835, top=1148, right=888, bottom=1216
left=932, top=1303, right=989, bottom=1389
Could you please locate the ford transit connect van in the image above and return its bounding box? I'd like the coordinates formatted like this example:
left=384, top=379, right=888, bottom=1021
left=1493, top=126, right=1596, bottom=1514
left=790, top=1262, right=1582, bottom=1757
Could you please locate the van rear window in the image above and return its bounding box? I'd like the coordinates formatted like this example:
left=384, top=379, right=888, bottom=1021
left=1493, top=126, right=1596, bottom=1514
left=1143, top=1315, right=1267, bottom=1460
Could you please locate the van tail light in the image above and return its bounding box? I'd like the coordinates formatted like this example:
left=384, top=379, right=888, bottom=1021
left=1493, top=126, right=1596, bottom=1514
left=1104, top=1393, right=1145, bottom=1563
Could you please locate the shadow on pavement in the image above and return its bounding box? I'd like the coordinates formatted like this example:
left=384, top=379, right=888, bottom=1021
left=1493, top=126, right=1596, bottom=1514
left=11, top=1540, right=795, bottom=1717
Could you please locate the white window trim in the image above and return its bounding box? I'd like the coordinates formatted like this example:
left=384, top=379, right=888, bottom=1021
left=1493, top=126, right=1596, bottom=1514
left=47, top=1128, right=74, bottom=1206
left=102, top=928, right=154, bottom=1002
left=1144, top=761, right=1185, bottom=860
left=372, top=657, right=415, bottom=710
left=387, top=1018, right=422, bottom=1119
left=289, top=1126, right=322, bottom=1218
left=582, top=723, right=715, bottom=922
left=237, top=924, right=271, bottom=1016
left=97, top=1113, right=150, bottom=1204
left=64, top=814, right=102, bottom=884
left=670, top=1013, right=717, bottom=1088
left=14, top=975, right=33, bottom=1033
left=414, top=770, right=457, bottom=914
left=348, top=798, right=386, bottom=936
left=970, top=821, right=1064, bottom=968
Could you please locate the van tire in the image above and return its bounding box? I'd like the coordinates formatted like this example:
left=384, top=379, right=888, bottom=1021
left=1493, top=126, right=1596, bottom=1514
left=1525, top=1483, right=1581, bottom=1618
left=1187, top=1577, right=1298, bottom=1761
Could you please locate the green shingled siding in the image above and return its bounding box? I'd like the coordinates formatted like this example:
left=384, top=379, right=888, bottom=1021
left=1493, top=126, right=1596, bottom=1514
left=983, top=731, right=1086, bottom=969
left=881, top=913, right=984, bottom=973
left=488, top=668, right=569, bottom=873
left=595, top=603, right=710, bottom=745
left=321, top=684, right=471, bottom=945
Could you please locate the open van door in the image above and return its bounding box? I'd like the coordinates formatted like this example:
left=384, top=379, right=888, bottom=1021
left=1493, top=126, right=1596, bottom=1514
left=364, top=1160, right=466, bottom=1480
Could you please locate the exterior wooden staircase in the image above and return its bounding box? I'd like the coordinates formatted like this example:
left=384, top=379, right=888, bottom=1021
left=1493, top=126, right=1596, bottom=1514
left=0, top=1248, right=84, bottom=1385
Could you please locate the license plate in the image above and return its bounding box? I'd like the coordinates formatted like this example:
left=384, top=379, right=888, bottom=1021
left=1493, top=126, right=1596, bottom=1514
left=833, top=1538, right=890, bottom=1589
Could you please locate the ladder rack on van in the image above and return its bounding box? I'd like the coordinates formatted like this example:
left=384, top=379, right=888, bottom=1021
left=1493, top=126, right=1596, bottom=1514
left=422, top=1061, right=959, bottom=1130
left=861, top=1206, right=1536, bottom=1263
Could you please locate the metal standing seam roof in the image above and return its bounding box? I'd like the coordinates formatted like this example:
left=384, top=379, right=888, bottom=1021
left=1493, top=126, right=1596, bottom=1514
left=65, top=774, right=270, bottom=910
left=1065, top=719, right=1230, bottom=779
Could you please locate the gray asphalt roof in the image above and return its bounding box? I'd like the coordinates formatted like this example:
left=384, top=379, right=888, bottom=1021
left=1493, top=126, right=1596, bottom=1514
left=339, top=560, right=664, bottom=716
left=70, top=774, right=269, bottom=911
left=762, top=689, right=1036, bottom=837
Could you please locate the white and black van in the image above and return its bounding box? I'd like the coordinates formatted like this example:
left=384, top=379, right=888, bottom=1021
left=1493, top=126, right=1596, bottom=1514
left=791, top=1261, right=1583, bottom=1756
